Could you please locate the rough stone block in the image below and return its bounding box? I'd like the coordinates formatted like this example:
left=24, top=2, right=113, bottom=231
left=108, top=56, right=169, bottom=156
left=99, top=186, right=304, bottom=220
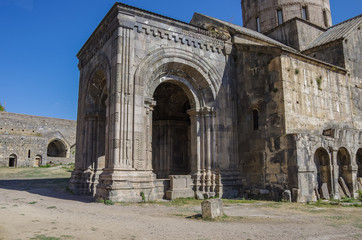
left=166, top=175, right=194, bottom=200
left=320, top=183, right=330, bottom=200
left=202, top=199, right=223, bottom=219
left=338, top=183, right=346, bottom=198
left=314, top=188, right=320, bottom=200
left=282, top=190, right=291, bottom=202
left=339, top=177, right=351, bottom=198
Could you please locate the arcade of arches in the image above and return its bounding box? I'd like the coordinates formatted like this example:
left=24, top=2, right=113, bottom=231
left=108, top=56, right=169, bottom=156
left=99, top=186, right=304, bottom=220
left=313, top=147, right=361, bottom=200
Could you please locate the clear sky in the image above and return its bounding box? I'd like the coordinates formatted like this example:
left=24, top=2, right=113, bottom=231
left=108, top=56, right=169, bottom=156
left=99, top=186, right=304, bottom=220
left=0, top=0, right=360, bottom=120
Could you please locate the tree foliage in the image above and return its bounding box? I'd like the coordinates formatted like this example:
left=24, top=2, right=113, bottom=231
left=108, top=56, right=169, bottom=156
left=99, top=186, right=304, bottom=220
left=0, top=103, right=5, bottom=112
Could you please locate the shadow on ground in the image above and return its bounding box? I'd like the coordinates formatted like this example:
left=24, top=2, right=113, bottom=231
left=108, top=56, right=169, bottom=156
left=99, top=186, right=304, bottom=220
left=0, top=178, right=93, bottom=203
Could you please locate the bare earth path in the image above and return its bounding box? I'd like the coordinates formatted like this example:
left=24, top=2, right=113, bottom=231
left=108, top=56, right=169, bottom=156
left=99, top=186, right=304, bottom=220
left=0, top=167, right=361, bottom=240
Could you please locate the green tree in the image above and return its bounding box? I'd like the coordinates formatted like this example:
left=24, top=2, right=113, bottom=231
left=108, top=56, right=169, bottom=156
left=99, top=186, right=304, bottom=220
left=0, top=103, right=5, bottom=112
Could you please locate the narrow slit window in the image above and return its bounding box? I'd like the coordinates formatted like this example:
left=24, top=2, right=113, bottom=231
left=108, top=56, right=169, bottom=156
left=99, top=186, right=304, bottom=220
left=28, top=150, right=31, bottom=158
left=253, top=110, right=259, bottom=130
left=302, top=7, right=308, bottom=20
left=277, top=10, right=283, bottom=25
left=256, top=17, right=261, bottom=32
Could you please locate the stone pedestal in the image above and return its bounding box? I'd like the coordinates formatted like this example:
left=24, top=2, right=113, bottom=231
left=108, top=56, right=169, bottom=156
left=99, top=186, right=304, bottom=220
left=201, top=199, right=223, bottom=219
left=95, top=169, right=159, bottom=202
left=166, top=175, right=194, bottom=200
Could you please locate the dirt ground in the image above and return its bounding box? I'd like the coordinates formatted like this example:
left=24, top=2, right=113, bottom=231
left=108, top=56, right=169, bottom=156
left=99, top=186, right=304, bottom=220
left=0, top=167, right=361, bottom=240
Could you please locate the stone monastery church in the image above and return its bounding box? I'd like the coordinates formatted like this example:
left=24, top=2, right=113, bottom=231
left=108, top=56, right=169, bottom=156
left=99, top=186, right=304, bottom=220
left=69, top=0, right=362, bottom=202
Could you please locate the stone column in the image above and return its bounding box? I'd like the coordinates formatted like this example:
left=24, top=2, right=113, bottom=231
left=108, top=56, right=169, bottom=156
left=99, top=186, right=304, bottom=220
left=329, top=147, right=339, bottom=199
left=188, top=109, right=201, bottom=192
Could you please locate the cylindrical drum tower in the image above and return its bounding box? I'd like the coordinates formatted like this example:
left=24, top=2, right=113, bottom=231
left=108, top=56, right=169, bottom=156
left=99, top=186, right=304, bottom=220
left=241, top=0, right=332, bottom=33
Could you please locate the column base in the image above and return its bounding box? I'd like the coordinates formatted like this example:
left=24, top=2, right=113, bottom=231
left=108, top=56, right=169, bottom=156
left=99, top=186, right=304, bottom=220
left=68, top=169, right=102, bottom=196
left=95, top=169, right=160, bottom=202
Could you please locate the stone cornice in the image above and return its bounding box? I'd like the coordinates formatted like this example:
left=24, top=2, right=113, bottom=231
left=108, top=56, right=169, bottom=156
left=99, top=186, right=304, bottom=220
left=77, top=3, right=226, bottom=69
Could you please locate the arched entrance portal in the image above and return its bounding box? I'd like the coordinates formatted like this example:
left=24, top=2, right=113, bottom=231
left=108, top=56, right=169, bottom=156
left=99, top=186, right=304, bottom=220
left=152, top=82, right=191, bottom=178
left=9, top=154, right=17, bottom=167
left=47, top=140, right=67, bottom=157
left=314, top=148, right=332, bottom=195
left=337, top=148, right=353, bottom=193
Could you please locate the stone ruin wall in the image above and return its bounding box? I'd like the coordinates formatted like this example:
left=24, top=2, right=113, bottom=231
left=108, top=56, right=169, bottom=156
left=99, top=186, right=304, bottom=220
left=281, top=55, right=353, bottom=133
left=0, top=112, right=76, bottom=167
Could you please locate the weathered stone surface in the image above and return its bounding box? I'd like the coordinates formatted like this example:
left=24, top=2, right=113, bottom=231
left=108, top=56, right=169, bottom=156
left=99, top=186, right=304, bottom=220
left=202, top=199, right=223, bottom=219
left=0, top=112, right=76, bottom=167
left=69, top=1, right=362, bottom=203
left=166, top=175, right=194, bottom=200
left=338, top=183, right=346, bottom=199
left=339, top=177, right=351, bottom=198
left=282, top=190, right=292, bottom=202
left=320, top=183, right=330, bottom=200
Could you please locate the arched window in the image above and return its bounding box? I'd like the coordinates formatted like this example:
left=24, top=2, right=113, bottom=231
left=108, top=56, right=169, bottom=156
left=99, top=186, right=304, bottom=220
left=253, top=109, right=259, bottom=130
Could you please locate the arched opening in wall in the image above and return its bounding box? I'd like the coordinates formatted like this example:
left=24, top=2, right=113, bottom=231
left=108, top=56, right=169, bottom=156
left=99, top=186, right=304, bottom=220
left=9, top=154, right=17, bottom=167
left=152, top=82, right=191, bottom=178
left=85, top=69, right=108, bottom=171
left=35, top=155, right=42, bottom=167
left=357, top=149, right=362, bottom=178
left=314, top=148, right=332, bottom=194
left=337, top=147, right=352, bottom=193
left=47, top=140, right=67, bottom=157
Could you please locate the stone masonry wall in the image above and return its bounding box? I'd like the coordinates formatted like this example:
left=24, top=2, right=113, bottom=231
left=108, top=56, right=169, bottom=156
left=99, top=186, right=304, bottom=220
left=0, top=112, right=76, bottom=167
left=281, top=55, right=352, bottom=134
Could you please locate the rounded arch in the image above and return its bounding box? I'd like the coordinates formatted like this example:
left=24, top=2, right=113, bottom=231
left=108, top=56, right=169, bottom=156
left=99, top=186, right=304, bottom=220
left=47, top=139, right=68, bottom=157
left=135, top=47, right=221, bottom=108
left=357, top=148, right=362, bottom=178
left=337, top=147, right=351, bottom=166
left=314, top=147, right=332, bottom=196
left=337, top=147, right=353, bottom=193
left=82, top=59, right=110, bottom=171
left=9, top=154, right=17, bottom=167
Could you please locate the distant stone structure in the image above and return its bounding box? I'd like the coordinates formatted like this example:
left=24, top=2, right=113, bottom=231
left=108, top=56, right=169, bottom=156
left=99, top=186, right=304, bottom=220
left=0, top=112, right=76, bottom=167
left=70, top=1, right=361, bottom=202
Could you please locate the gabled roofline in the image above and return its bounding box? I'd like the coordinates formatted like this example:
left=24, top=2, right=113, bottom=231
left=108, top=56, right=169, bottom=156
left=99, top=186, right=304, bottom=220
left=264, top=17, right=327, bottom=35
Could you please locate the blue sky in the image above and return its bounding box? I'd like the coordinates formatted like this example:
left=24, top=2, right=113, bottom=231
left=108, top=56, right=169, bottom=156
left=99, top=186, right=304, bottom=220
left=0, top=0, right=360, bottom=120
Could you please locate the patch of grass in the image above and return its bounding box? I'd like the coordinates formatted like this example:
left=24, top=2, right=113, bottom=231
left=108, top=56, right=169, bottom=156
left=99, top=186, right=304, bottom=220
left=47, top=206, right=57, bottom=209
left=316, top=75, right=322, bottom=90
left=294, top=68, right=300, bottom=75
left=222, top=198, right=257, bottom=204
left=28, top=201, right=38, bottom=204
left=140, top=191, right=146, bottom=202
left=30, top=235, right=61, bottom=240
left=97, top=198, right=114, bottom=205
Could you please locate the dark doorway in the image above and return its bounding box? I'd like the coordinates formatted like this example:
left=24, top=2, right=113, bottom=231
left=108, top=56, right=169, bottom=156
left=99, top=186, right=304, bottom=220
left=152, top=82, right=191, bottom=178
left=9, top=154, right=17, bottom=167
